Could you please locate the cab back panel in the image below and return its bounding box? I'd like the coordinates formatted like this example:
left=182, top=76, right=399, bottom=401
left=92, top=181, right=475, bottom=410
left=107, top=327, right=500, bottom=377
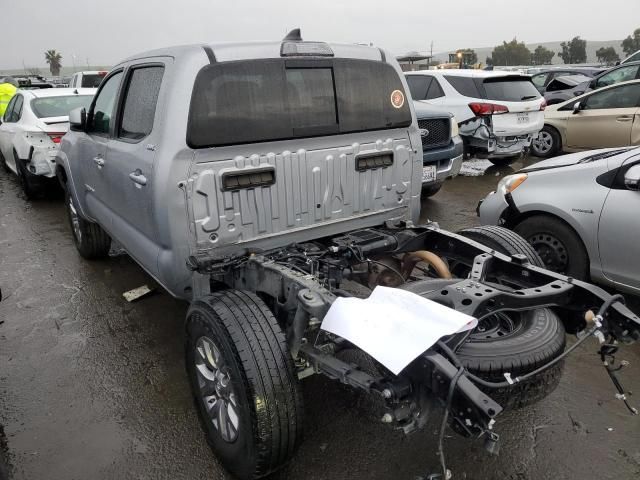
left=188, top=136, right=413, bottom=252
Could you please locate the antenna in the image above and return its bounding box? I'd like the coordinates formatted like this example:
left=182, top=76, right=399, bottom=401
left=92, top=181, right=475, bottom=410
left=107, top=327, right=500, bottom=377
left=283, top=28, right=302, bottom=42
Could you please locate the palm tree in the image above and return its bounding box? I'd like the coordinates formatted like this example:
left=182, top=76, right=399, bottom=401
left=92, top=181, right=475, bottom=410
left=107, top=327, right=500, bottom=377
left=44, top=50, right=62, bottom=76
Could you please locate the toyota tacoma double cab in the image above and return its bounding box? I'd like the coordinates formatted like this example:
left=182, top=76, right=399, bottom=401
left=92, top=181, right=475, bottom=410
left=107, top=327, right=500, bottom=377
left=55, top=31, right=640, bottom=480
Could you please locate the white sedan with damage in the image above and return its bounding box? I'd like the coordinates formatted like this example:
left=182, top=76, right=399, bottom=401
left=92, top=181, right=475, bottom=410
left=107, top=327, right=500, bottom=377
left=0, top=88, right=95, bottom=198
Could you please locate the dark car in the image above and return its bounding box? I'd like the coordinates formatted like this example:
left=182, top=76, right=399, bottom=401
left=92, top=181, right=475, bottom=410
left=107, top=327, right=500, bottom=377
left=543, top=74, right=592, bottom=104
left=530, top=66, right=604, bottom=92
left=541, top=61, right=640, bottom=105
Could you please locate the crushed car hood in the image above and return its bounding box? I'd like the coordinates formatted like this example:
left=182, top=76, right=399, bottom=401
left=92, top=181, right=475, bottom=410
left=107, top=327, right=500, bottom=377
left=520, top=147, right=635, bottom=173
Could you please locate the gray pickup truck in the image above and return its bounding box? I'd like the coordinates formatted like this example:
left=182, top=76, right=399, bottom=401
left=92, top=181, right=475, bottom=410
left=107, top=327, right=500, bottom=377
left=414, top=103, right=463, bottom=197
left=55, top=31, right=640, bottom=480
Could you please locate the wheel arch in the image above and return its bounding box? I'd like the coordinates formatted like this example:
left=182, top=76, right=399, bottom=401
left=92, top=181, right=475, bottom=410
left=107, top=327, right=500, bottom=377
left=542, top=122, right=565, bottom=151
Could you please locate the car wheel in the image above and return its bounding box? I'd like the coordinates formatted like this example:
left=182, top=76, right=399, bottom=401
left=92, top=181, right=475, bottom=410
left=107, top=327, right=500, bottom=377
left=15, top=157, right=41, bottom=199
left=66, top=190, right=111, bottom=259
left=0, top=150, right=10, bottom=173
left=421, top=181, right=443, bottom=198
left=514, top=214, right=589, bottom=280
left=186, top=290, right=304, bottom=480
left=531, top=126, right=561, bottom=158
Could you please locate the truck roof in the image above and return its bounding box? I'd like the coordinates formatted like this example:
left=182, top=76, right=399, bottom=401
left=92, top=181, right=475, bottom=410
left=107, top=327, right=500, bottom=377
left=118, top=40, right=387, bottom=66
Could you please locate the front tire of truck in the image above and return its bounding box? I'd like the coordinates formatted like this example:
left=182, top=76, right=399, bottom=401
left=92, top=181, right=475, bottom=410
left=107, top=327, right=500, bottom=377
left=66, top=190, right=111, bottom=259
left=186, top=290, right=304, bottom=480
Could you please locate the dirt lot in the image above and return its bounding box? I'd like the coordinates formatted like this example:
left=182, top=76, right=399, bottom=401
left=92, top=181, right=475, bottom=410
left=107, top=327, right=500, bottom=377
left=1, top=157, right=639, bottom=480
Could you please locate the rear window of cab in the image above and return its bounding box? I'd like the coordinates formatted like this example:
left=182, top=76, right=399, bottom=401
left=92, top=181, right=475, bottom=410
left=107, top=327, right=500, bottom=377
left=444, top=75, right=540, bottom=102
left=187, top=58, right=412, bottom=148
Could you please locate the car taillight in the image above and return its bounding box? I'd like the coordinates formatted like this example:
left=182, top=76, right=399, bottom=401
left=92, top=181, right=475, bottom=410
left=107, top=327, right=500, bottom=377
left=468, top=102, right=509, bottom=116
left=539, top=98, right=547, bottom=111
left=98, top=71, right=108, bottom=76
left=47, top=133, right=65, bottom=144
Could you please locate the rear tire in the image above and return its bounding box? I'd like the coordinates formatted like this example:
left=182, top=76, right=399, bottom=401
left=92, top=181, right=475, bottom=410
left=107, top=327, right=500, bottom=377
left=66, top=190, right=111, bottom=259
left=421, top=182, right=443, bottom=198
left=531, top=126, right=561, bottom=158
left=514, top=214, right=589, bottom=279
left=186, top=290, right=304, bottom=480
left=459, top=225, right=545, bottom=267
left=15, top=157, right=41, bottom=199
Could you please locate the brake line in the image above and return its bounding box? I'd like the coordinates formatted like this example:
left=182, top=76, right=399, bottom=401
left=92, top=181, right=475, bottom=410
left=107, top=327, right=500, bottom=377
left=427, top=294, right=635, bottom=480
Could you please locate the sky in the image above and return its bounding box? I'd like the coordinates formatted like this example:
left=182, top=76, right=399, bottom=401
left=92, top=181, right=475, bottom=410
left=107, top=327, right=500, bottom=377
left=4, top=0, right=640, bottom=70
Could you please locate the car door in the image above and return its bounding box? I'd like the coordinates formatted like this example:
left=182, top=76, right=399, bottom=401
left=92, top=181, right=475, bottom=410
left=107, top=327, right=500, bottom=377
left=598, top=156, right=640, bottom=289
left=0, top=94, right=24, bottom=172
left=566, top=83, right=640, bottom=149
left=78, top=70, right=124, bottom=226
left=102, top=62, right=166, bottom=271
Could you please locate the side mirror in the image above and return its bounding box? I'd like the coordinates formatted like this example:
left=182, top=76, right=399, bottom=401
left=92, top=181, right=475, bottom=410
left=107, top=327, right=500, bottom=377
left=574, top=90, right=584, bottom=96
left=589, top=79, right=597, bottom=89
left=572, top=102, right=582, bottom=114
left=624, top=164, right=640, bottom=191
left=69, top=107, right=86, bottom=132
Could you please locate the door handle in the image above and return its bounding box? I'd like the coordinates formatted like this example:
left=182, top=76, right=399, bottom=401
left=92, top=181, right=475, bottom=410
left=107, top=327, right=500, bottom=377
left=616, top=115, right=633, bottom=122
left=93, top=156, right=105, bottom=167
left=129, top=169, right=147, bottom=186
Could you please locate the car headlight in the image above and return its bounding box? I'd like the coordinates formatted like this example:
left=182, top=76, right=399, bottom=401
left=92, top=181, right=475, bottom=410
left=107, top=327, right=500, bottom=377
left=451, top=117, right=459, bottom=137
left=497, top=173, right=527, bottom=195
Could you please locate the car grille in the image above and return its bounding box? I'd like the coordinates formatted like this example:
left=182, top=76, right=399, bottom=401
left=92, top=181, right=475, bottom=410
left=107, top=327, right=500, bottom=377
left=418, top=118, right=450, bottom=149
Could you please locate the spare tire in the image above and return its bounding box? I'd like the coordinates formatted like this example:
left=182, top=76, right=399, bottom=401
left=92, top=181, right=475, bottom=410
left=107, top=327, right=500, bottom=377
left=404, top=226, right=566, bottom=409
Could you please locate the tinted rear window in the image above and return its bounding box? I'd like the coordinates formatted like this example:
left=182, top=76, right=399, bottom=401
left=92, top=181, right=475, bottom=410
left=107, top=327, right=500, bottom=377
left=482, top=77, right=541, bottom=101
left=444, top=76, right=480, bottom=97
left=406, top=75, right=431, bottom=100
left=188, top=59, right=411, bottom=148
left=31, top=95, right=94, bottom=118
left=81, top=74, right=105, bottom=88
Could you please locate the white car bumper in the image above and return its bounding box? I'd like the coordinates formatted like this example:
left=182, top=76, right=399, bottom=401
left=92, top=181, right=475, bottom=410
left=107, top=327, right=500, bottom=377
left=29, top=148, right=57, bottom=178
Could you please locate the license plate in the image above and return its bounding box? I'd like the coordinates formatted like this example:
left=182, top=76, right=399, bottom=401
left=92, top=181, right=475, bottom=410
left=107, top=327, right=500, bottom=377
left=422, top=165, right=436, bottom=183
left=517, top=112, right=530, bottom=124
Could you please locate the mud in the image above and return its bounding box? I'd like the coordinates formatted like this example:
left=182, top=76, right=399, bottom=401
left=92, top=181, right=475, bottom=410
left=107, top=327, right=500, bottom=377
left=1, top=157, right=639, bottom=480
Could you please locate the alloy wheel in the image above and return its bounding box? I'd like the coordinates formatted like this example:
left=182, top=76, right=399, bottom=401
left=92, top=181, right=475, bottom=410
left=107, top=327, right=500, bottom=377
left=194, top=336, right=240, bottom=443
left=532, top=131, right=553, bottom=155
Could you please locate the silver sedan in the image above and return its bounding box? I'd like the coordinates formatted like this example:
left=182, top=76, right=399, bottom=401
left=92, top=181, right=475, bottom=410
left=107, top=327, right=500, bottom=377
left=478, top=147, right=640, bottom=294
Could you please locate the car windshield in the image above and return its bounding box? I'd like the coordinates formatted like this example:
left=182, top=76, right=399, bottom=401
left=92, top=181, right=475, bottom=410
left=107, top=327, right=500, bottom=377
left=187, top=58, right=412, bottom=148
left=483, top=77, right=541, bottom=101
left=31, top=95, right=94, bottom=118
left=80, top=74, right=105, bottom=88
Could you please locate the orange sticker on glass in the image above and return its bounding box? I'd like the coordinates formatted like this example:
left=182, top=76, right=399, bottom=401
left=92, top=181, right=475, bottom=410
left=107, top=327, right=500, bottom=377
left=390, top=90, right=405, bottom=109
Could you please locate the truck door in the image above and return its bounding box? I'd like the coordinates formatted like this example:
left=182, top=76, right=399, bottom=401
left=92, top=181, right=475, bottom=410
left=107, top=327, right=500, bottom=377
left=79, top=70, right=124, bottom=227
left=101, top=63, right=166, bottom=273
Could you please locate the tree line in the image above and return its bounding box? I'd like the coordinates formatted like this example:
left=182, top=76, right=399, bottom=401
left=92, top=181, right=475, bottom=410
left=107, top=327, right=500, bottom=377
left=457, top=27, right=640, bottom=67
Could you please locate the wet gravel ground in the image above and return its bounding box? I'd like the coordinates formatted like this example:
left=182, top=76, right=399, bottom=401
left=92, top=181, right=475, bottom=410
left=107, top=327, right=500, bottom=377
left=1, top=156, right=639, bottom=480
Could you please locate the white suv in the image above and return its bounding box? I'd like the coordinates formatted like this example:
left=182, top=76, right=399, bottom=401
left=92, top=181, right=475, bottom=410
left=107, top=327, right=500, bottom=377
left=69, top=71, right=108, bottom=88
left=405, top=70, right=546, bottom=165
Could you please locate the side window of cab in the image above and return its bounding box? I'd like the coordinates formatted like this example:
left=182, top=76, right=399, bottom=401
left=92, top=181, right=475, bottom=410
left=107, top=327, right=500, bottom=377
left=87, top=71, right=124, bottom=135
left=117, top=65, right=164, bottom=141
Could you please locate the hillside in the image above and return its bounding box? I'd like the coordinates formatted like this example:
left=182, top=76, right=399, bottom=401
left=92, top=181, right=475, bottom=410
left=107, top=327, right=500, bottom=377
left=0, top=66, right=111, bottom=78
left=432, top=39, right=626, bottom=66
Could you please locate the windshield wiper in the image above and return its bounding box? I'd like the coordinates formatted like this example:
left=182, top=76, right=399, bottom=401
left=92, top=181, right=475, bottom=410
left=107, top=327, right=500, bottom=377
left=521, top=95, right=538, bottom=100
